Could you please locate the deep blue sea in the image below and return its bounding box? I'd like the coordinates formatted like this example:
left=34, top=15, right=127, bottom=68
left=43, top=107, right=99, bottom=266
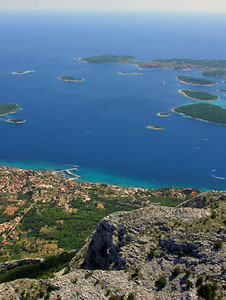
left=0, top=11, right=226, bottom=190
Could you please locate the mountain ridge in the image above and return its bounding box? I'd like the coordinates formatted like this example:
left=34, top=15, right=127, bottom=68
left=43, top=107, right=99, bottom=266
left=0, top=191, right=225, bottom=300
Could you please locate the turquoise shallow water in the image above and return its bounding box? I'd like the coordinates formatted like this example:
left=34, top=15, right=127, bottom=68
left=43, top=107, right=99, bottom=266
left=0, top=159, right=176, bottom=189
left=0, top=11, right=226, bottom=190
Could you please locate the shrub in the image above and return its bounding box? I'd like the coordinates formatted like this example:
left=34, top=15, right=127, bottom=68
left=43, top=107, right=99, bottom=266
left=196, top=276, right=204, bottom=287
left=109, top=295, right=124, bottom=300
left=85, top=272, right=92, bottom=279
left=172, top=267, right=181, bottom=277
left=72, top=278, right=78, bottom=284
left=39, top=290, right=45, bottom=298
left=156, top=276, right=167, bottom=289
left=130, top=268, right=140, bottom=280
left=197, top=283, right=218, bottom=300
left=45, top=293, right=50, bottom=300
left=186, top=269, right=192, bottom=278
left=148, top=250, right=155, bottom=260
left=127, top=293, right=135, bottom=300
left=214, top=240, right=223, bottom=250
left=211, top=211, right=217, bottom=219
left=186, top=280, right=193, bottom=289
left=47, top=284, right=55, bottom=293
left=95, top=279, right=100, bottom=285
left=178, top=250, right=184, bottom=257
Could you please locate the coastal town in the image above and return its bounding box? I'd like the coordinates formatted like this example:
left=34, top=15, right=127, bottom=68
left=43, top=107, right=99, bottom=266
left=0, top=166, right=199, bottom=259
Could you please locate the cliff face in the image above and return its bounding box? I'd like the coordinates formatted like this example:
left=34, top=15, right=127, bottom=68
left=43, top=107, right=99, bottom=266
left=0, top=193, right=225, bottom=300
left=70, top=205, right=212, bottom=271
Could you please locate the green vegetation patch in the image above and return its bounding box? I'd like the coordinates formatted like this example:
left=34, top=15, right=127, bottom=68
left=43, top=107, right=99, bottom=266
left=109, top=295, right=125, bottom=300
left=180, top=89, right=218, bottom=101
left=213, top=240, right=223, bottom=250
left=0, top=252, right=74, bottom=283
left=82, top=55, right=135, bottom=63
left=174, top=103, right=226, bottom=125
left=156, top=276, right=167, bottom=289
left=20, top=199, right=138, bottom=251
left=0, top=104, right=21, bottom=116
left=60, top=76, right=77, bottom=80
left=177, top=75, right=216, bottom=86
left=172, top=266, right=181, bottom=277
left=197, top=283, right=218, bottom=300
left=59, top=76, right=84, bottom=82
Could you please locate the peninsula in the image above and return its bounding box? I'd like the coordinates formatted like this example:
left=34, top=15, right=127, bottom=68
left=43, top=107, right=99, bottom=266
left=11, top=70, right=35, bottom=75
left=5, top=118, right=26, bottom=124
left=146, top=125, right=163, bottom=130
left=173, top=103, right=226, bottom=124
left=0, top=104, right=22, bottom=116
left=179, top=89, right=218, bottom=101
left=81, top=55, right=226, bottom=77
left=176, top=75, right=216, bottom=86
left=58, top=76, right=85, bottom=82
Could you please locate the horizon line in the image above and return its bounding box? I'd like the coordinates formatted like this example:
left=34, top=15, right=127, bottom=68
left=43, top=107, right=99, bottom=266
left=0, top=9, right=226, bottom=14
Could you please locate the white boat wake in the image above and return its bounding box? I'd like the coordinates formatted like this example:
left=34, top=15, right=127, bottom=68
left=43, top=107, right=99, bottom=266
left=210, top=174, right=225, bottom=180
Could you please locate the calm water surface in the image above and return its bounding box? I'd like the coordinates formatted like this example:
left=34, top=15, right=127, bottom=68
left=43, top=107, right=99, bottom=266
left=0, top=11, right=226, bottom=190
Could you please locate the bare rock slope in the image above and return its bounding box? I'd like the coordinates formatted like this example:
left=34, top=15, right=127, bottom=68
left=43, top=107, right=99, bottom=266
left=0, top=192, right=225, bottom=300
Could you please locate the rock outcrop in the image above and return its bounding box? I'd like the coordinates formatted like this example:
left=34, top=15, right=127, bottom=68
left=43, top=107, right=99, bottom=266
left=0, top=193, right=225, bottom=300
left=0, top=258, right=43, bottom=271
left=179, top=190, right=226, bottom=208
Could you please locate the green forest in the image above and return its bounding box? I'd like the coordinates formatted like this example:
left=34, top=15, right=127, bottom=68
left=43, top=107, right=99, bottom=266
left=180, top=89, right=218, bottom=101
left=82, top=55, right=135, bottom=63
left=0, top=104, right=21, bottom=116
left=177, top=75, right=216, bottom=86
left=174, top=103, right=226, bottom=124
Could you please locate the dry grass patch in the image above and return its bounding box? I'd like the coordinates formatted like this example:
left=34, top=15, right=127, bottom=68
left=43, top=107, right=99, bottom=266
left=4, top=206, right=18, bottom=215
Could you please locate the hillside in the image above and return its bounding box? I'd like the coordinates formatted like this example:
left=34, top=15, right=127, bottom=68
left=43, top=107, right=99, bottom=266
left=0, top=167, right=191, bottom=261
left=0, top=191, right=225, bottom=300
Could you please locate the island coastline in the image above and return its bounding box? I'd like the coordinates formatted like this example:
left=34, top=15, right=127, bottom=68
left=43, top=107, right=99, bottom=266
left=0, top=104, right=22, bottom=117
left=178, top=89, right=218, bottom=101
left=58, top=76, right=85, bottom=83
left=172, top=103, right=226, bottom=125
left=118, top=72, right=142, bottom=76
left=172, top=108, right=226, bottom=126
left=81, top=55, right=226, bottom=78
left=11, top=70, right=35, bottom=75
left=157, top=112, right=169, bottom=117
left=146, top=125, right=163, bottom=130
left=5, top=118, right=26, bottom=124
left=176, top=76, right=216, bottom=86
